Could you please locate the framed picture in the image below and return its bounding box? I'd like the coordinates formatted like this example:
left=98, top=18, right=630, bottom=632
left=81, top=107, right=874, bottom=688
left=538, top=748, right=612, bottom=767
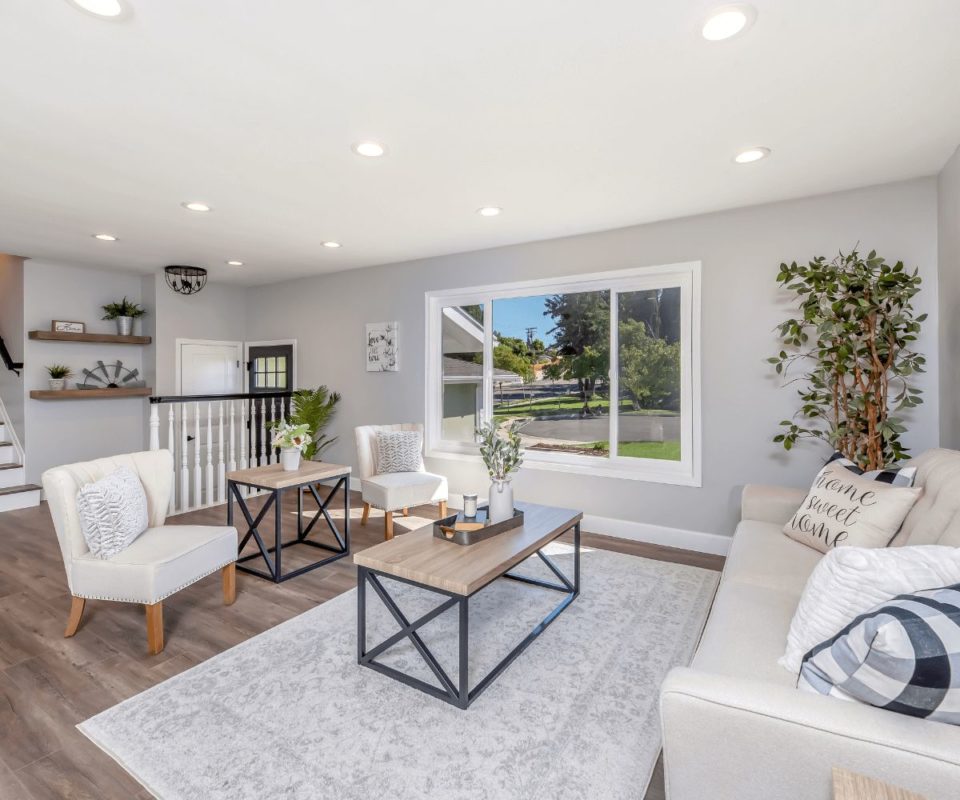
left=52, top=320, right=85, bottom=334
left=366, top=321, right=399, bottom=372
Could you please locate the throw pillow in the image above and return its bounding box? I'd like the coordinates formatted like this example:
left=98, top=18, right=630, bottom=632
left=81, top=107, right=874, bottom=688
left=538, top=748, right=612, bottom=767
left=799, top=584, right=960, bottom=725
left=376, top=430, right=423, bottom=473
left=780, top=545, right=960, bottom=673
left=783, top=463, right=922, bottom=553
left=825, top=451, right=918, bottom=487
left=76, top=467, right=149, bottom=559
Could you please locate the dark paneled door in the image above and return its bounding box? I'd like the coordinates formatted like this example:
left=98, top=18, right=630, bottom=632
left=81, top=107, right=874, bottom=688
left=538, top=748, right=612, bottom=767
left=247, top=345, right=294, bottom=463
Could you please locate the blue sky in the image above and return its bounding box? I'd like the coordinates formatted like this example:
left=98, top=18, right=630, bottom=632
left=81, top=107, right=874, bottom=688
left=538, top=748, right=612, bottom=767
left=492, top=294, right=556, bottom=344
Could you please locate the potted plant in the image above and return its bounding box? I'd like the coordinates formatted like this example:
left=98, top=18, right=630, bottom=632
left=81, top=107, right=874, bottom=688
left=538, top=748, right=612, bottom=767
left=101, top=297, right=147, bottom=336
left=274, top=386, right=341, bottom=461
left=768, top=248, right=926, bottom=469
left=271, top=422, right=312, bottom=471
left=46, top=364, right=72, bottom=390
left=477, top=420, right=524, bottom=522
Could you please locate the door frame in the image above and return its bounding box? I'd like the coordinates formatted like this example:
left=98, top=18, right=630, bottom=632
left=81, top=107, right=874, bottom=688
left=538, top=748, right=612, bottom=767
left=175, top=338, right=245, bottom=395
left=244, top=339, right=298, bottom=393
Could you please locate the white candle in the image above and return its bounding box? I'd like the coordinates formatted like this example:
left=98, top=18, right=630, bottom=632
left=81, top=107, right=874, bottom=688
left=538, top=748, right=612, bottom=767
left=463, top=493, right=478, bottom=518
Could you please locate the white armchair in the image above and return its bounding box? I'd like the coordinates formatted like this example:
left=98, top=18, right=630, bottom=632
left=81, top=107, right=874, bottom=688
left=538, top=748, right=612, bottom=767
left=355, top=423, right=448, bottom=540
left=42, top=450, right=238, bottom=655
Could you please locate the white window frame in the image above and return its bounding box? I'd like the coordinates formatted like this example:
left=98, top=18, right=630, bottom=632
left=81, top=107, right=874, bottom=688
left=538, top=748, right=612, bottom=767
left=424, top=261, right=701, bottom=486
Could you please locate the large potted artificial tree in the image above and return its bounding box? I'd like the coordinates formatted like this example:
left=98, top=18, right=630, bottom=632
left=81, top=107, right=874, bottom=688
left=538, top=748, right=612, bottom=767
left=769, top=248, right=926, bottom=470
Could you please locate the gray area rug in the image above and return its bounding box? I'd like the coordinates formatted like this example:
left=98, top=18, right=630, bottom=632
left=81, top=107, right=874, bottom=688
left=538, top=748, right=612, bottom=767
left=79, top=545, right=718, bottom=800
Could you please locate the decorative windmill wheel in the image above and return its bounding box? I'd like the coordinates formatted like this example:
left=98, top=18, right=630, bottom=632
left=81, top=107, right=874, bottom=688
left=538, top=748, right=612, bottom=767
left=78, top=360, right=146, bottom=390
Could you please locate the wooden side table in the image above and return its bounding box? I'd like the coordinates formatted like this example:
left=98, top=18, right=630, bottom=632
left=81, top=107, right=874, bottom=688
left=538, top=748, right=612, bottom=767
left=832, top=767, right=927, bottom=800
left=227, top=461, right=351, bottom=583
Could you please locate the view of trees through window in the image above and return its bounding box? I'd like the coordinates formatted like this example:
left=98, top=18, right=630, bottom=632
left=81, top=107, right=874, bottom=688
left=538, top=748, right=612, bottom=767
left=488, top=287, right=682, bottom=461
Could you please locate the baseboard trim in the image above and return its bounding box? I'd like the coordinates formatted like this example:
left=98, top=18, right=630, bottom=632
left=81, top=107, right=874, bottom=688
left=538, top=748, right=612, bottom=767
left=580, top=513, right=731, bottom=556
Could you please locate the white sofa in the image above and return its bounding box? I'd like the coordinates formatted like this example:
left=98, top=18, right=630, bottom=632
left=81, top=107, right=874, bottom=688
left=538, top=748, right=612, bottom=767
left=660, top=448, right=960, bottom=800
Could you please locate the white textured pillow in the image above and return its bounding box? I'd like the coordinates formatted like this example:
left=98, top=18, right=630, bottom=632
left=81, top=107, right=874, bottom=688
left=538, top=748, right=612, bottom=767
left=780, top=545, right=960, bottom=673
left=375, top=430, right=423, bottom=473
left=783, top=463, right=922, bottom=553
left=76, top=467, right=149, bottom=560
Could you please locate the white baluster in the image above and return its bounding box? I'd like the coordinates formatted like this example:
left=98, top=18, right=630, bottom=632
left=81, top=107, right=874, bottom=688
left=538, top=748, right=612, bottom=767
left=167, top=405, right=176, bottom=516
left=180, top=403, right=189, bottom=513
left=193, top=401, right=201, bottom=508
left=228, top=400, right=237, bottom=474
left=217, top=401, right=226, bottom=504
left=149, top=404, right=160, bottom=450
left=259, top=398, right=267, bottom=466
left=205, top=401, right=214, bottom=507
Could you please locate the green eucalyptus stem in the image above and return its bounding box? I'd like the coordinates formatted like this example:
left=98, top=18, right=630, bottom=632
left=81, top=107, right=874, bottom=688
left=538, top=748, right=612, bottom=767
left=477, top=420, right=524, bottom=481
left=768, top=248, right=925, bottom=471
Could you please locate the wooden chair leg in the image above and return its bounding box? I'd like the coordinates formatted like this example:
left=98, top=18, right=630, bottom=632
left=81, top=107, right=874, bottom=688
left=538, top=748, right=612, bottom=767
left=402, top=507, right=409, bottom=517
left=361, top=502, right=371, bottom=526
left=64, top=596, right=85, bottom=638
left=222, top=563, right=236, bottom=605
left=145, top=602, right=164, bottom=655
left=384, top=511, right=394, bottom=540
left=439, top=500, right=448, bottom=518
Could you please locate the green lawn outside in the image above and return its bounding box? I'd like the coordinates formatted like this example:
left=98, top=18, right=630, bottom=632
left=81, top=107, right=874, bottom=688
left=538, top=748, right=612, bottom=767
left=564, top=440, right=682, bottom=461
left=493, top=395, right=675, bottom=419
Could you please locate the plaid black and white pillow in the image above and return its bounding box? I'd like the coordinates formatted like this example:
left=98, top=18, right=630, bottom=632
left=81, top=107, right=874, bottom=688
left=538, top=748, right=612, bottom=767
left=799, top=584, right=960, bottom=724
left=375, top=430, right=423, bottom=474
left=825, top=451, right=917, bottom=487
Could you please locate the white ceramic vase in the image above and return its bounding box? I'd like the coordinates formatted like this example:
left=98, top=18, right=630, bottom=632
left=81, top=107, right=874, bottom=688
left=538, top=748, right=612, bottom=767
left=488, top=479, right=514, bottom=523
left=280, top=447, right=301, bottom=471
left=48, top=378, right=65, bottom=390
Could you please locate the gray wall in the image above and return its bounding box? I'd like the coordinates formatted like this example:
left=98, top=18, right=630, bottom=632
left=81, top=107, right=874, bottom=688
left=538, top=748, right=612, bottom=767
left=246, top=178, right=941, bottom=538
left=150, top=274, right=248, bottom=394
left=0, top=255, right=25, bottom=444
left=22, top=261, right=149, bottom=482
left=939, top=146, right=960, bottom=449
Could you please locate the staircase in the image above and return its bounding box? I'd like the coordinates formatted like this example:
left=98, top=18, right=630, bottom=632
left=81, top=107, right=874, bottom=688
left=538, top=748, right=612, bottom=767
left=0, top=415, right=40, bottom=513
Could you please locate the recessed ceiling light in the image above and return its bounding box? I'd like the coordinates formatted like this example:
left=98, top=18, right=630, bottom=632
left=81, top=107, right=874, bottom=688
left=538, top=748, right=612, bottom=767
left=67, top=0, right=127, bottom=18
left=701, top=5, right=756, bottom=41
left=93, top=233, right=118, bottom=241
left=321, top=241, right=342, bottom=249
left=477, top=206, right=502, bottom=217
left=226, top=260, right=243, bottom=266
left=181, top=201, right=212, bottom=212
left=352, top=141, right=387, bottom=158
left=734, top=146, right=771, bottom=164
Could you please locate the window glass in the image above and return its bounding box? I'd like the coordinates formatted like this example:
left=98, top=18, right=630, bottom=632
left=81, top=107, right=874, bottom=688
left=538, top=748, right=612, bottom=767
left=441, top=304, right=485, bottom=442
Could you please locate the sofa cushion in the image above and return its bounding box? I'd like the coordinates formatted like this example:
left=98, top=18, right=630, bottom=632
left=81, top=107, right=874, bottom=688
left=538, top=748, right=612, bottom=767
left=70, top=525, right=237, bottom=604
left=76, top=467, right=149, bottom=559
left=723, top=520, right=823, bottom=595
left=894, top=449, right=960, bottom=547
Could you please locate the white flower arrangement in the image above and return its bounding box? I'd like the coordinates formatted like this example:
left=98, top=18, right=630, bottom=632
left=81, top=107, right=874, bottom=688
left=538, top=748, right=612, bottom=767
left=271, top=422, right=312, bottom=451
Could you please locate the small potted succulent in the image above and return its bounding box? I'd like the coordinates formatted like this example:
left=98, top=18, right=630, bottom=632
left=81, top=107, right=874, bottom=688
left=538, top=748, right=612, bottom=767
left=477, top=420, right=524, bottom=523
left=46, top=364, right=72, bottom=390
left=101, top=297, right=147, bottom=336
left=271, top=422, right=312, bottom=471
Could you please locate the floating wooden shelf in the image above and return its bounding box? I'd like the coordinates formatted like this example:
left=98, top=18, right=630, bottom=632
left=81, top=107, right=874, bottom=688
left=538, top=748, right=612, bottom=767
left=29, top=388, right=153, bottom=400
left=28, top=330, right=151, bottom=345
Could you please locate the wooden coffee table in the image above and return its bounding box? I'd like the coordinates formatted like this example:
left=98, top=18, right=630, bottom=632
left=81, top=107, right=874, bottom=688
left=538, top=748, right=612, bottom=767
left=353, top=502, right=582, bottom=709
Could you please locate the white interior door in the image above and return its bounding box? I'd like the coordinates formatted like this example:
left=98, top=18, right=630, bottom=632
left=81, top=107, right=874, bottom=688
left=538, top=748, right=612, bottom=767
left=177, top=340, right=244, bottom=506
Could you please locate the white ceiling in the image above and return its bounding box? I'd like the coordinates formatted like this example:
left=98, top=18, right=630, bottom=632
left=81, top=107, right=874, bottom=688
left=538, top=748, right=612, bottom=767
left=2, top=0, right=959, bottom=286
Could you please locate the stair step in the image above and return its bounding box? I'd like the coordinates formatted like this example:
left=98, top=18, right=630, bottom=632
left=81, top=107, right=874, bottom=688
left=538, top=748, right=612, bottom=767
left=0, top=484, right=40, bottom=497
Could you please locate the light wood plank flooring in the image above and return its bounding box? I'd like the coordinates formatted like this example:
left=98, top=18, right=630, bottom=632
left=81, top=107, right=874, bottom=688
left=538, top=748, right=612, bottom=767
left=0, top=493, right=722, bottom=800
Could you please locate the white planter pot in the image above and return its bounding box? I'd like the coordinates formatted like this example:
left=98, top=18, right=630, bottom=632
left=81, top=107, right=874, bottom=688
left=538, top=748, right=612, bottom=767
left=48, top=378, right=65, bottom=390
left=116, top=316, right=133, bottom=336
left=488, top=479, right=514, bottom=523
left=280, top=447, right=301, bottom=471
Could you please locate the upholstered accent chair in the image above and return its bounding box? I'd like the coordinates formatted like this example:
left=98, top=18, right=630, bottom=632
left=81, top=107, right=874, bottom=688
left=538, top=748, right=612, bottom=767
left=355, top=423, right=448, bottom=540
left=42, top=450, right=238, bottom=655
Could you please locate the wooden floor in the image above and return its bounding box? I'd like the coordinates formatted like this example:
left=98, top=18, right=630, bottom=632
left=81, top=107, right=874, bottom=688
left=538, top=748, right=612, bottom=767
left=0, top=493, right=723, bottom=800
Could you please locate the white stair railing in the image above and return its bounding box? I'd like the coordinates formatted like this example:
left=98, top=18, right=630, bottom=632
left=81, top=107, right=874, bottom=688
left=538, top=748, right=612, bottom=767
left=148, top=391, right=291, bottom=514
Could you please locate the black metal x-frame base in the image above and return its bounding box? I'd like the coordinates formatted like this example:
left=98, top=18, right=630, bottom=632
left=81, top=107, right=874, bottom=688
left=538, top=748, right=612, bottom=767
left=357, top=522, right=580, bottom=709
left=227, top=475, right=350, bottom=583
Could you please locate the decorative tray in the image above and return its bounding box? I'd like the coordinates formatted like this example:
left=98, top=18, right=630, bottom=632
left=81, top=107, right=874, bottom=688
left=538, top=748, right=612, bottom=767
left=433, top=507, right=524, bottom=546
